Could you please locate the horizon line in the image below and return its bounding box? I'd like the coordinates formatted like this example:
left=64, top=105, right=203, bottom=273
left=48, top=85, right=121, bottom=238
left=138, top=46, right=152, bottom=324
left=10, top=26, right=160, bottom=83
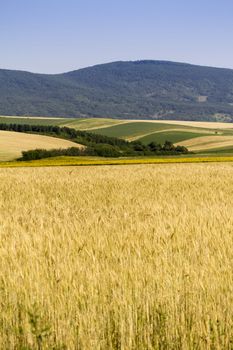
left=1, top=59, right=233, bottom=75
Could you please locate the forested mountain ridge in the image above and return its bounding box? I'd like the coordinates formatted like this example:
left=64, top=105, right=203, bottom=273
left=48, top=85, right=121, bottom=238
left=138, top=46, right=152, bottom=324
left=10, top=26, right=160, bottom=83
left=1, top=60, right=233, bottom=121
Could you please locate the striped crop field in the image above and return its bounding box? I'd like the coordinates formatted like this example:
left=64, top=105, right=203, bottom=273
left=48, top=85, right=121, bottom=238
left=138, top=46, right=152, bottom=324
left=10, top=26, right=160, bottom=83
left=177, top=135, right=233, bottom=151
left=85, top=120, right=233, bottom=153
left=67, top=119, right=233, bottom=153
left=0, top=163, right=233, bottom=348
left=130, top=119, right=233, bottom=129
left=1, top=116, right=233, bottom=153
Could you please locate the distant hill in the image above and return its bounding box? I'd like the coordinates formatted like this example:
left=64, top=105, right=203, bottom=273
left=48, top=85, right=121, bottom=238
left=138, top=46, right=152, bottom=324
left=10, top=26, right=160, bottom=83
left=1, top=60, right=233, bottom=121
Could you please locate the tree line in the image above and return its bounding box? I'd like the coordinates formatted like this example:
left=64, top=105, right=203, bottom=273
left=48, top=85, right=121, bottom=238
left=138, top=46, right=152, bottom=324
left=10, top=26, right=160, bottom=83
left=0, top=123, right=128, bottom=147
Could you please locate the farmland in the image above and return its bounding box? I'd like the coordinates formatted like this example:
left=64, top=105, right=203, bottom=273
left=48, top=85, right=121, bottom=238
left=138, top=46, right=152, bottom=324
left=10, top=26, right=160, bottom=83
left=2, top=116, right=233, bottom=154
left=0, top=163, right=233, bottom=348
left=0, top=155, right=233, bottom=168
left=0, top=129, right=82, bottom=161
left=0, top=130, right=81, bottom=161
left=1, top=116, right=233, bottom=162
left=1, top=116, right=233, bottom=349
left=178, top=135, right=233, bottom=151
left=87, top=120, right=233, bottom=152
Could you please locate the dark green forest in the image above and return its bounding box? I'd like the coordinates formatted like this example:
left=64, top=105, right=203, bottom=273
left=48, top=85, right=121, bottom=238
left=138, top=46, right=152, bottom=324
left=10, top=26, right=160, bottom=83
left=1, top=61, right=233, bottom=121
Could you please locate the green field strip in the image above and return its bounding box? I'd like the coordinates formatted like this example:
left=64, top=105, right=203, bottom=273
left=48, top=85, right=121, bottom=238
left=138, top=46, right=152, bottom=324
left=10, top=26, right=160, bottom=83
left=138, top=130, right=212, bottom=145
left=89, top=122, right=179, bottom=138
left=86, top=121, right=224, bottom=140
left=196, top=144, right=233, bottom=154
left=0, top=116, right=67, bottom=126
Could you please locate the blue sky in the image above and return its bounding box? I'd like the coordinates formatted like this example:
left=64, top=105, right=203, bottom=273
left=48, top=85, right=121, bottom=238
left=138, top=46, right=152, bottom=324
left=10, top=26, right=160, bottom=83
left=1, top=0, right=233, bottom=73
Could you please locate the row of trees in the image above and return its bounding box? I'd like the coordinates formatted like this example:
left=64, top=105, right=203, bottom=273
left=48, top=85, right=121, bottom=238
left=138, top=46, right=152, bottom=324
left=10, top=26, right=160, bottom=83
left=132, top=140, right=188, bottom=154
left=19, top=144, right=123, bottom=161
left=0, top=123, right=128, bottom=147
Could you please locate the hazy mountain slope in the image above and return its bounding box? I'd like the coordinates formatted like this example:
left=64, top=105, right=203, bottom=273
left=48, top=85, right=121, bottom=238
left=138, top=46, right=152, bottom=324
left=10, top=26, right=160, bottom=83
left=1, top=60, right=233, bottom=121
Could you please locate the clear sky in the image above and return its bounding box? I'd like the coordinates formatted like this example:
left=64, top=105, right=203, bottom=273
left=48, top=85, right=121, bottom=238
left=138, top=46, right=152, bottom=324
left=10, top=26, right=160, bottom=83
left=1, top=0, right=233, bottom=73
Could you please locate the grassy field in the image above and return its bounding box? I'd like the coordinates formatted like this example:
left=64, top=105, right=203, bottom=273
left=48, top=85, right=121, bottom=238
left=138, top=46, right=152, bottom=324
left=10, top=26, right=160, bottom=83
left=0, top=116, right=66, bottom=126
left=0, top=163, right=233, bottom=348
left=0, top=130, right=81, bottom=161
left=138, top=130, right=212, bottom=145
left=88, top=122, right=176, bottom=139
left=82, top=119, right=233, bottom=152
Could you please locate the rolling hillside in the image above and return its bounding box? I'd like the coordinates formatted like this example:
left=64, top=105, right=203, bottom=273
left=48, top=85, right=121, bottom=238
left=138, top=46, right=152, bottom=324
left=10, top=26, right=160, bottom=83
left=84, top=119, right=233, bottom=152
left=2, top=61, right=233, bottom=120
left=0, top=130, right=82, bottom=161
left=1, top=115, right=233, bottom=154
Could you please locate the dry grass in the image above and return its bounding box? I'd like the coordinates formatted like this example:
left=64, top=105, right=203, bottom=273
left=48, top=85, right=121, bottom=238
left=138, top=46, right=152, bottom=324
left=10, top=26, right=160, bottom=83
left=178, top=135, right=233, bottom=151
left=0, top=163, right=233, bottom=349
left=0, top=131, right=82, bottom=161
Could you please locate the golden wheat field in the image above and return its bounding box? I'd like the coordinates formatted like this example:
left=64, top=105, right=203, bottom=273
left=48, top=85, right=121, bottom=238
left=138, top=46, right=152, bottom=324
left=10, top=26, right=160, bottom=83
left=0, top=163, right=233, bottom=349
left=178, top=135, right=233, bottom=151
left=0, top=130, right=81, bottom=161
